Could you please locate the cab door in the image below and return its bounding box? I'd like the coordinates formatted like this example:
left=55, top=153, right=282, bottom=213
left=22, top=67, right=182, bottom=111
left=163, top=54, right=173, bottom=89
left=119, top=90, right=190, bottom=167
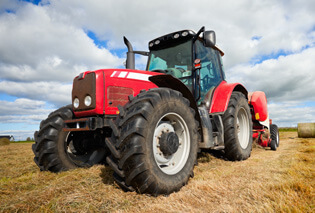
left=194, top=40, right=225, bottom=106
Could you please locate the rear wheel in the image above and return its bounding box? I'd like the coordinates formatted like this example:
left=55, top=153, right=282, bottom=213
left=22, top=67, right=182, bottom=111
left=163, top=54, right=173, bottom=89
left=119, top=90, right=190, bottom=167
left=106, top=88, right=198, bottom=195
left=222, top=92, right=253, bottom=161
left=270, top=124, right=279, bottom=151
left=32, top=105, right=107, bottom=172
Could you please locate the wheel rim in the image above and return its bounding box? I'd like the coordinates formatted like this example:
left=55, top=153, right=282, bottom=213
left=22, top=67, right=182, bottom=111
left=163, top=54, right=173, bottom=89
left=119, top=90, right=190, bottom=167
left=153, top=112, right=190, bottom=175
left=236, top=107, right=250, bottom=149
left=64, top=132, right=106, bottom=167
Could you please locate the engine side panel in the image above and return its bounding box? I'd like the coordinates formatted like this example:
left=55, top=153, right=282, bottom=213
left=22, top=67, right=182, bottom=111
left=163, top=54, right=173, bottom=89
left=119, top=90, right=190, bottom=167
left=104, top=69, right=159, bottom=115
left=73, top=69, right=160, bottom=117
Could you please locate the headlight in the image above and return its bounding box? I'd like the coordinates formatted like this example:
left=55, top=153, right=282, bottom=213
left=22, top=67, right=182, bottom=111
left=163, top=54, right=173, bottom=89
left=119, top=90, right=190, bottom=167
left=84, top=95, right=92, bottom=106
left=73, top=98, right=79, bottom=108
left=182, top=31, right=188, bottom=36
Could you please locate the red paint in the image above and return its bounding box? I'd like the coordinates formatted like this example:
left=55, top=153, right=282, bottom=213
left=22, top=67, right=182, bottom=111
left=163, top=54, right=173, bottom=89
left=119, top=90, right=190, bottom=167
left=252, top=132, right=260, bottom=139
left=248, top=91, right=268, bottom=121
left=209, top=81, right=247, bottom=114
left=73, top=70, right=105, bottom=117
left=259, top=132, right=270, bottom=147
left=104, top=69, right=160, bottom=114
left=253, top=130, right=271, bottom=147
left=73, top=69, right=160, bottom=117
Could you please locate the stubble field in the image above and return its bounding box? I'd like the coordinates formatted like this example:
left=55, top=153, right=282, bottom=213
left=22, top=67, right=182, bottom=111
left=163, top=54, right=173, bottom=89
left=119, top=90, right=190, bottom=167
left=0, top=132, right=314, bottom=212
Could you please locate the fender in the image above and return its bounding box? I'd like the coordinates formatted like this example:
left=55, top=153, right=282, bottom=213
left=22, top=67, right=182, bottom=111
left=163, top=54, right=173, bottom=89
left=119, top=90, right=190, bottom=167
left=209, top=81, right=248, bottom=114
left=149, top=74, right=199, bottom=118
left=149, top=74, right=203, bottom=136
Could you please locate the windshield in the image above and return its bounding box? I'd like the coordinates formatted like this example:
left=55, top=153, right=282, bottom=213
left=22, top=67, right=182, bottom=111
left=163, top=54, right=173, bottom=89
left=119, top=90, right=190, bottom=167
left=147, top=40, right=193, bottom=89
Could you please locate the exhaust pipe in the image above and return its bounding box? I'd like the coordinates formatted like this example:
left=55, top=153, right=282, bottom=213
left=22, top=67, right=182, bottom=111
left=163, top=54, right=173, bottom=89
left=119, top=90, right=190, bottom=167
left=124, top=36, right=135, bottom=70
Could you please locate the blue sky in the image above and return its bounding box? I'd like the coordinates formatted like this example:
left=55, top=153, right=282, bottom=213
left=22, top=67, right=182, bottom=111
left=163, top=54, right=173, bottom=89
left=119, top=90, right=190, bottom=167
left=0, top=0, right=315, bottom=140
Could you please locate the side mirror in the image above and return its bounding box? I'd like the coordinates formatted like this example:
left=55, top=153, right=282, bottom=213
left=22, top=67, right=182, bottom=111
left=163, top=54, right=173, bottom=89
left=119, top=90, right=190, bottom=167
left=203, top=30, right=216, bottom=47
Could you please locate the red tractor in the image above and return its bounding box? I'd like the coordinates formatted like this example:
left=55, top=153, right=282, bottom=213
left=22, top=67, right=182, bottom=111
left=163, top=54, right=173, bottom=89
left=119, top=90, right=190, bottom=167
left=32, top=27, right=279, bottom=195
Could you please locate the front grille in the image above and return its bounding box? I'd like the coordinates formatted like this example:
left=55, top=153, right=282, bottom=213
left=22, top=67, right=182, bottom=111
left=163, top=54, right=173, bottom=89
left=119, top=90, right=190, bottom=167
left=107, top=86, right=133, bottom=107
left=72, top=73, right=96, bottom=111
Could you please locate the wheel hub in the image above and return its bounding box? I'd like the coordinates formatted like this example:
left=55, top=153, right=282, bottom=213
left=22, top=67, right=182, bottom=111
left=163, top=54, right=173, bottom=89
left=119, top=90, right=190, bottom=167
left=159, top=132, right=180, bottom=155
left=237, top=107, right=250, bottom=149
left=153, top=112, right=191, bottom=175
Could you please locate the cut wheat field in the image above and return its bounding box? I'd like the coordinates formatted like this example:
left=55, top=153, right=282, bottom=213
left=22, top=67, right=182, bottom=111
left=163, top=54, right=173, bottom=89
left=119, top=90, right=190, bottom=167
left=0, top=132, right=314, bottom=212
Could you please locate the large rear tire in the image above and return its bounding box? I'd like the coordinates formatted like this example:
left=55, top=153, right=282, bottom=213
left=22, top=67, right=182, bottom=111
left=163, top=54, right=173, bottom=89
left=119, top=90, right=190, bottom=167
left=222, top=92, right=253, bottom=161
left=270, top=124, right=279, bottom=151
left=32, top=105, right=107, bottom=172
left=106, top=88, right=199, bottom=195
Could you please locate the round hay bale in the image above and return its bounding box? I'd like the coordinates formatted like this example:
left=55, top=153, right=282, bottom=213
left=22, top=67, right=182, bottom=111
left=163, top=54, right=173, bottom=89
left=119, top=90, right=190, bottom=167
left=298, top=123, right=315, bottom=138
left=0, top=138, right=10, bottom=146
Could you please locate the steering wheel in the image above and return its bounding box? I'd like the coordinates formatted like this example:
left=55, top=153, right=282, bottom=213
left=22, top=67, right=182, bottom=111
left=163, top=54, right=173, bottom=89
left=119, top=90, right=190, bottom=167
left=175, top=67, right=186, bottom=73
left=202, top=75, right=211, bottom=89
left=152, top=69, right=167, bottom=74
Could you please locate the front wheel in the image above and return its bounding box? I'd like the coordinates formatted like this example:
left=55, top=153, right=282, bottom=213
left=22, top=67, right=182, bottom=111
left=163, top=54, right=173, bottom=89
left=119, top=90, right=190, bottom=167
left=222, top=92, right=253, bottom=161
left=106, top=88, right=199, bottom=195
left=32, top=105, right=107, bottom=172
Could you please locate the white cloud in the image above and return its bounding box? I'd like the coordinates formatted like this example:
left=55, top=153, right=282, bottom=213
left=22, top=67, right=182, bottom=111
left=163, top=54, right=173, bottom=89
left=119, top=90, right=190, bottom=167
left=0, top=81, right=72, bottom=107
left=0, top=98, right=51, bottom=141
left=0, top=2, right=123, bottom=83
left=0, top=98, right=52, bottom=140
left=0, top=0, right=315, bottom=136
left=0, top=0, right=20, bottom=13
left=0, top=98, right=50, bottom=116
left=268, top=102, right=315, bottom=127
left=46, top=0, right=315, bottom=68
left=0, top=115, right=46, bottom=125
left=227, top=47, right=315, bottom=103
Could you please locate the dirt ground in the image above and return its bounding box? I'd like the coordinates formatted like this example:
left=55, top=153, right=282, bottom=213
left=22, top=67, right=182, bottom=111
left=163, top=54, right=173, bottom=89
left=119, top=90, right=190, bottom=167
left=0, top=132, right=314, bottom=212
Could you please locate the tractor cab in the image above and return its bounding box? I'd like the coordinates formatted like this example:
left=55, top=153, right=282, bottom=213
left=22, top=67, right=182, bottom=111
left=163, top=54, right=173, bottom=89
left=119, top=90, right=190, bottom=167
left=145, top=27, right=225, bottom=106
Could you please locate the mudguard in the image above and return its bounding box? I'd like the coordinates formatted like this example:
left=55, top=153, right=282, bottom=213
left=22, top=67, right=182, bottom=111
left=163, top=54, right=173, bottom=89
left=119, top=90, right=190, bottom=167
left=248, top=91, right=268, bottom=122
left=209, top=81, right=248, bottom=114
left=149, top=74, right=196, bottom=109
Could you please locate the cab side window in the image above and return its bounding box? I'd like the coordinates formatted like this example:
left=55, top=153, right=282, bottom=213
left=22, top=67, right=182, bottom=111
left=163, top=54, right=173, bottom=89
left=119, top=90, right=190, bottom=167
left=195, top=40, right=223, bottom=100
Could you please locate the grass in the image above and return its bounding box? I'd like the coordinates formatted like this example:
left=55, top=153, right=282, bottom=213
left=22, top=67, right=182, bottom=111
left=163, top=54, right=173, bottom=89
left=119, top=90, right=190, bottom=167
left=11, top=140, right=35, bottom=143
left=0, top=132, right=314, bottom=212
left=279, top=127, right=297, bottom=132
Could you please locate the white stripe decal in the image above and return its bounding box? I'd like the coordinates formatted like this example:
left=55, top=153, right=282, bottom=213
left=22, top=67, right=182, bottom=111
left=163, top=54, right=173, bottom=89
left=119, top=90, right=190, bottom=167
left=126, top=72, right=151, bottom=81
left=110, top=71, right=117, bottom=77
left=118, top=71, right=128, bottom=78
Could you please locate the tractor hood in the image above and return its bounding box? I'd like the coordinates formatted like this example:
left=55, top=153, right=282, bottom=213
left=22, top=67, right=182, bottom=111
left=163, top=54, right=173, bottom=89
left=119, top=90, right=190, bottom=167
left=72, top=69, right=160, bottom=117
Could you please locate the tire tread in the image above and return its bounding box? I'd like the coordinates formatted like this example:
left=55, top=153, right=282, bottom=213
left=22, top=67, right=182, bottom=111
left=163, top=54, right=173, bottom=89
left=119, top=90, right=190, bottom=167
left=107, top=88, right=199, bottom=195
